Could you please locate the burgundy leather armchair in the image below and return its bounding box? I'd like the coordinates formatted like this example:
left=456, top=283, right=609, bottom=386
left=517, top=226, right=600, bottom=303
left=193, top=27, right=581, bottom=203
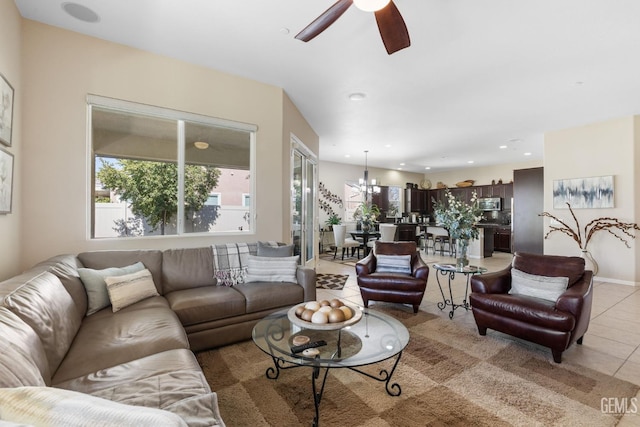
left=355, top=241, right=429, bottom=313
left=469, top=251, right=593, bottom=363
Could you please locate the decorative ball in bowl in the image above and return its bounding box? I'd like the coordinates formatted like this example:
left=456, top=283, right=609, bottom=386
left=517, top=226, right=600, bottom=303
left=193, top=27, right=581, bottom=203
left=287, top=299, right=362, bottom=330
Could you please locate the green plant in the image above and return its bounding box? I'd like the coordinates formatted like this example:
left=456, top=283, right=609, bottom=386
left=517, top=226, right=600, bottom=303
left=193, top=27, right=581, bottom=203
left=325, top=214, right=342, bottom=227
left=432, top=190, right=482, bottom=240
left=540, top=203, right=639, bottom=250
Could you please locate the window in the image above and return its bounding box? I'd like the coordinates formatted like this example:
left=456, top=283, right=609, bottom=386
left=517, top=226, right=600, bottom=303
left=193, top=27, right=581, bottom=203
left=89, top=96, right=256, bottom=239
left=206, top=194, right=221, bottom=206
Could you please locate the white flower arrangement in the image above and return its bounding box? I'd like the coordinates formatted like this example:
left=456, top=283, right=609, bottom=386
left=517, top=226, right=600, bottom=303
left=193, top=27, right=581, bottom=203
left=433, top=190, right=483, bottom=240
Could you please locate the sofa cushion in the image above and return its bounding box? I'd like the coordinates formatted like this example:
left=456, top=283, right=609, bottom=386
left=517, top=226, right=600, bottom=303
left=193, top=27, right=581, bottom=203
left=512, top=251, right=585, bottom=286
left=245, top=255, right=298, bottom=283
left=469, top=293, right=576, bottom=331
left=162, top=247, right=216, bottom=293
left=78, top=250, right=164, bottom=292
left=165, top=286, right=246, bottom=326
left=233, top=282, right=304, bottom=314
left=2, top=272, right=81, bottom=376
left=54, top=349, right=225, bottom=426
left=257, top=241, right=293, bottom=257
left=78, top=262, right=145, bottom=315
left=51, top=296, right=189, bottom=384
left=0, top=386, right=188, bottom=426
left=34, top=254, right=88, bottom=320
left=375, top=254, right=412, bottom=275
left=105, top=268, right=160, bottom=312
left=0, top=307, right=49, bottom=387
left=509, top=268, right=569, bottom=302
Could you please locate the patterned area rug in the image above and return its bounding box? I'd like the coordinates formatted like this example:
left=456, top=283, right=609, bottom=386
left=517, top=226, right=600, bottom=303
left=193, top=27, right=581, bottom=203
left=196, top=304, right=639, bottom=426
left=315, top=273, right=349, bottom=290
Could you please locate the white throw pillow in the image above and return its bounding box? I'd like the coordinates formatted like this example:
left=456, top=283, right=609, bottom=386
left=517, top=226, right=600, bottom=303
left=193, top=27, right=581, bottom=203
left=244, top=255, right=298, bottom=283
left=375, top=254, right=412, bottom=275
left=105, top=269, right=159, bottom=312
left=0, top=386, right=188, bottom=426
left=509, top=268, right=569, bottom=302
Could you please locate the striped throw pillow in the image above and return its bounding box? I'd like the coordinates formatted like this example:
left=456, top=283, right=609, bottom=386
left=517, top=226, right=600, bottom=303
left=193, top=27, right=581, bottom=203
left=244, top=255, right=298, bottom=283
left=375, top=254, right=412, bottom=275
left=104, top=269, right=159, bottom=312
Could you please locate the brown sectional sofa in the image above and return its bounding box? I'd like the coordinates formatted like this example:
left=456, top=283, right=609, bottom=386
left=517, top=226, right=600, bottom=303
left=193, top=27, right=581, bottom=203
left=0, top=245, right=316, bottom=426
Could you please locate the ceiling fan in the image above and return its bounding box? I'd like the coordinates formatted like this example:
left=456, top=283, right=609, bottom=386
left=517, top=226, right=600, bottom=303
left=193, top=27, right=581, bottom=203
left=295, top=0, right=410, bottom=55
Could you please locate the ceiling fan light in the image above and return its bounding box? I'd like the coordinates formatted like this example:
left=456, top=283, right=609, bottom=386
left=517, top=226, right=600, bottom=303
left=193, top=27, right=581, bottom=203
left=353, top=0, right=391, bottom=12
left=194, top=141, right=209, bottom=150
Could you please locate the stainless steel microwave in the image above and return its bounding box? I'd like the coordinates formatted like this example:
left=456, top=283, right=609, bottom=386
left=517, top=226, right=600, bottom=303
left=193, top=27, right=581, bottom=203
left=478, top=197, right=501, bottom=211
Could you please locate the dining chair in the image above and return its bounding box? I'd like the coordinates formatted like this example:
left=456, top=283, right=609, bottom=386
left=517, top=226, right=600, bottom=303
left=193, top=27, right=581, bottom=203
left=332, top=224, right=361, bottom=260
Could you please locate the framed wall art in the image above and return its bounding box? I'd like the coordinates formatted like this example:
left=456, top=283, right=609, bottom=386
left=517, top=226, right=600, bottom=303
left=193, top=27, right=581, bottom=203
left=552, top=175, right=614, bottom=209
left=0, top=72, right=14, bottom=147
left=0, top=146, right=14, bottom=214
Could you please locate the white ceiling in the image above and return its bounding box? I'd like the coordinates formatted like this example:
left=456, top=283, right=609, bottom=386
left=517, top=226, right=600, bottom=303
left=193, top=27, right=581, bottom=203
left=14, top=0, right=640, bottom=173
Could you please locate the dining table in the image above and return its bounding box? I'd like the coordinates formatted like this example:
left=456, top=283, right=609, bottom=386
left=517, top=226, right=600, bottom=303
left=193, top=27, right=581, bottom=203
left=349, top=230, right=381, bottom=256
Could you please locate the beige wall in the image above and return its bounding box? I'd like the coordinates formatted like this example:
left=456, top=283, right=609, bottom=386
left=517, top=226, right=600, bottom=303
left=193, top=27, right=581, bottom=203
left=15, top=20, right=317, bottom=272
left=0, top=1, right=22, bottom=279
left=544, top=117, right=638, bottom=284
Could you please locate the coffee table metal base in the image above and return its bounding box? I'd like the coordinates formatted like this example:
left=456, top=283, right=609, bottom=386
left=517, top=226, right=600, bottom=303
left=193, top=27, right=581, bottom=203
left=264, top=351, right=403, bottom=427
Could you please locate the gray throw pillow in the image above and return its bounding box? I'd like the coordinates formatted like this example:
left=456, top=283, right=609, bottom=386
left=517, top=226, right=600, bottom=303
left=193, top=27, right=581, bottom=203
left=78, top=262, right=145, bottom=315
left=257, top=241, right=294, bottom=257
left=509, top=268, right=569, bottom=302
left=375, top=254, right=412, bottom=275
left=244, top=255, right=298, bottom=283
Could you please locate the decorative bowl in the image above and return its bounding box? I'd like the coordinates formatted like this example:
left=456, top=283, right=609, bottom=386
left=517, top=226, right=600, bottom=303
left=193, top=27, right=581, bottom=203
left=287, top=302, right=363, bottom=331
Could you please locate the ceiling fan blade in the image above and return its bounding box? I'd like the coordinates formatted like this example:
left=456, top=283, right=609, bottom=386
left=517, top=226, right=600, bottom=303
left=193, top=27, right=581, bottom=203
left=295, top=0, right=353, bottom=42
left=375, top=1, right=410, bottom=54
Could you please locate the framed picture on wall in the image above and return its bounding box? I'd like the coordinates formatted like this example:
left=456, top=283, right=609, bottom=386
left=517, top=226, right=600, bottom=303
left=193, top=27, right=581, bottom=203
left=552, top=175, right=614, bottom=209
left=0, top=146, right=14, bottom=214
left=0, top=72, right=15, bottom=147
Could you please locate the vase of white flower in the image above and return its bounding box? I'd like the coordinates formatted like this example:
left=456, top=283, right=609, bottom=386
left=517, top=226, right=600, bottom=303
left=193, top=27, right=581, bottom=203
left=433, top=190, right=483, bottom=266
left=354, top=202, right=380, bottom=233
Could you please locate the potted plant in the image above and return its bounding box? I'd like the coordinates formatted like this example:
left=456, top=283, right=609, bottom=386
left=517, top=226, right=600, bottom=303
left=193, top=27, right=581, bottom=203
left=324, top=214, right=342, bottom=231
left=353, top=202, right=381, bottom=232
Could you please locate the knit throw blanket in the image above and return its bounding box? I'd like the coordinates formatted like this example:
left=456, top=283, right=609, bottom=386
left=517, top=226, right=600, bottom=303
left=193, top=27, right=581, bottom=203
left=211, top=243, right=258, bottom=286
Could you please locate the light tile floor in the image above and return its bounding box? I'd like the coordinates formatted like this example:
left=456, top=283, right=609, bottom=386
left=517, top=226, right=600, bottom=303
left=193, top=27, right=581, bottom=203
left=316, top=249, right=640, bottom=388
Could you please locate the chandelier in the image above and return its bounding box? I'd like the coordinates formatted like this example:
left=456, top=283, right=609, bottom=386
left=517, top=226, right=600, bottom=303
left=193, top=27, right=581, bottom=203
left=359, top=150, right=380, bottom=201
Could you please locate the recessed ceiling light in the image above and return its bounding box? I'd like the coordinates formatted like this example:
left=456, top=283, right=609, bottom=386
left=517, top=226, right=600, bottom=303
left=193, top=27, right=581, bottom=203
left=384, top=144, right=392, bottom=148
left=399, top=163, right=405, bottom=166
left=348, top=92, right=366, bottom=101
left=424, top=166, right=431, bottom=170
left=467, top=160, right=474, bottom=164
left=344, top=154, right=351, bottom=158
left=280, top=28, right=290, bottom=35
left=62, top=2, right=100, bottom=23
left=194, top=141, right=209, bottom=149
left=397, top=168, right=402, bottom=170
left=499, top=145, right=507, bottom=149
left=524, top=152, right=532, bottom=156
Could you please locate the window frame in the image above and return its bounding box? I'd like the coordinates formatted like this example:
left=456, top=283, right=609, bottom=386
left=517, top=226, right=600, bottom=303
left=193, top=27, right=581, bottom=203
left=87, top=95, right=257, bottom=239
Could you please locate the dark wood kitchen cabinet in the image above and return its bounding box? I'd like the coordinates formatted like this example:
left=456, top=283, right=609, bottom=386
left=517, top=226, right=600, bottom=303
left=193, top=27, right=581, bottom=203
left=494, top=227, right=512, bottom=253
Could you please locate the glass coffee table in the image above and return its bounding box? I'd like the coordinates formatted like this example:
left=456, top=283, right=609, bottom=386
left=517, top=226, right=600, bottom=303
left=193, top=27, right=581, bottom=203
left=433, top=263, right=487, bottom=319
left=252, top=306, right=409, bottom=427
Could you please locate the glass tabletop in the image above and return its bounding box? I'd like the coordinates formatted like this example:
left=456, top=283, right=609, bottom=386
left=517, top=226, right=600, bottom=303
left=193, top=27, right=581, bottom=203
left=433, top=263, right=487, bottom=274
left=252, top=307, right=409, bottom=368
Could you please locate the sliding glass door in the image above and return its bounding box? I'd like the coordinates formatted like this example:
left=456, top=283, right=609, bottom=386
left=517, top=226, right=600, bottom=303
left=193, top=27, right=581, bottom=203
left=291, top=136, right=317, bottom=267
